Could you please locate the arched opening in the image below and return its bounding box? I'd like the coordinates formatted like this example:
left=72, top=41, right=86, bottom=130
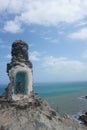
left=14, top=71, right=28, bottom=94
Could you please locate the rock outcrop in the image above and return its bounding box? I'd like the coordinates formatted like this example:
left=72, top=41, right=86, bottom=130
left=0, top=93, right=87, bottom=130
left=6, top=40, right=33, bottom=101
left=79, top=113, right=87, bottom=125
left=7, top=40, right=32, bottom=74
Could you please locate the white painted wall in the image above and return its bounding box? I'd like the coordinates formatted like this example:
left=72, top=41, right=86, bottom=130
left=8, top=63, right=33, bottom=100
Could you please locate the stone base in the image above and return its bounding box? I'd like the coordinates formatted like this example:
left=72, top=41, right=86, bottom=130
left=12, top=94, right=29, bottom=101
left=0, top=93, right=86, bottom=130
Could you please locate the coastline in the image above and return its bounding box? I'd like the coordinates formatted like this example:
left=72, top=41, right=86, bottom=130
left=44, top=91, right=87, bottom=116
left=0, top=83, right=87, bottom=125
left=0, top=92, right=87, bottom=130
left=44, top=91, right=87, bottom=125
left=0, top=84, right=87, bottom=116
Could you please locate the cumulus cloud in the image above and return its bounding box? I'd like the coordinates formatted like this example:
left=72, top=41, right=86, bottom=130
left=18, top=0, right=87, bottom=25
left=3, top=20, right=22, bottom=33
left=68, top=28, right=87, bottom=39
left=30, top=51, right=40, bottom=61
left=0, top=0, right=24, bottom=14
left=43, top=56, right=85, bottom=72
left=1, top=0, right=87, bottom=32
left=29, top=52, right=87, bottom=80
left=41, top=56, right=87, bottom=81
left=75, top=21, right=87, bottom=27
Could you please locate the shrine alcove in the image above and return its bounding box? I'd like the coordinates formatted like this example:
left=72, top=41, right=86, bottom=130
left=14, top=71, right=28, bottom=94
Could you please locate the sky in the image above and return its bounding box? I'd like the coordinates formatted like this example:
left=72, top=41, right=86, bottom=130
left=1, top=0, right=87, bottom=84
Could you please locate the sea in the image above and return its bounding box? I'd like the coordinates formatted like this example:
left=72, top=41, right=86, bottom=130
left=0, top=82, right=87, bottom=117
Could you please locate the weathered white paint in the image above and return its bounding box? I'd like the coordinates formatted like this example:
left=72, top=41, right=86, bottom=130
left=8, top=63, right=33, bottom=100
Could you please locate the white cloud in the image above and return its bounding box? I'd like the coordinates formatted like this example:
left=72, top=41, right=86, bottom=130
left=5, top=54, right=11, bottom=58
left=43, top=56, right=84, bottom=72
left=58, top=31, right=65, bottom=35
left=41, top=56, right=87, bottom=81
left=0, top=0, right=24, bottom=14
left=29, top=30, right=36, bottom=33
left=30, top=51, right=40, bottom=61
left=19, top=0, right=87, bottom=25
left=1, top=0, right=87, bottom=31
left=75, top=21, right=87, bottom=27
left=3, top=20, right=22, bottom=33
left=68, top=28, right=87, bottom=39
left=50, top=39, right=59, bottom=44
left=43, top=36, right=59, bottom=44
left=29, top=53, right=87, bottom=81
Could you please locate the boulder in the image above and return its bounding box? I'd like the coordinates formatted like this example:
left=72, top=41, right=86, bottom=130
left=79, top=115, right=87, bottom=125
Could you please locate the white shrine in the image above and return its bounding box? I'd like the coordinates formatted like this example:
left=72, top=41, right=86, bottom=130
left=6, top=40, right=33, bottom=101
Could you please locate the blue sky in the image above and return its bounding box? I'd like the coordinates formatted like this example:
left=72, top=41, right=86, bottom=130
left=1, top=0, right=87, bottom=84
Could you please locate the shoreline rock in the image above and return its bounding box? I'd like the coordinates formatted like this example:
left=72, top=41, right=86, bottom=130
left=79, top=95, right=87, bottom=100
left=79, top=112, right=87, bottom=126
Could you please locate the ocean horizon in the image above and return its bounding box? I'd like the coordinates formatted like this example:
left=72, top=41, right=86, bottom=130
left=0, top=81, right=87, bottom=116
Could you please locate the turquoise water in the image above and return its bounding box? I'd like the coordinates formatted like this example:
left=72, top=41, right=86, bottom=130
left=34, top=82, right=87, bottom=97
left=0, top=82, right=87, bottom=97
left=0, top=82, right=87, bottom=115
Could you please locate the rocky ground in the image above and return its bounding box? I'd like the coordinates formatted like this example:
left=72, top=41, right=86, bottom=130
left=0, top=93, right=87, bottom=130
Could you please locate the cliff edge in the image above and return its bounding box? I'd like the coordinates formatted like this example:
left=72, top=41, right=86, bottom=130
left=0, top=93, right=86, bottom=130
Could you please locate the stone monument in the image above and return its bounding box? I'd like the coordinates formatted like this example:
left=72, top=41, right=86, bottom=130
left=6, top=40, right=33, bottom=101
